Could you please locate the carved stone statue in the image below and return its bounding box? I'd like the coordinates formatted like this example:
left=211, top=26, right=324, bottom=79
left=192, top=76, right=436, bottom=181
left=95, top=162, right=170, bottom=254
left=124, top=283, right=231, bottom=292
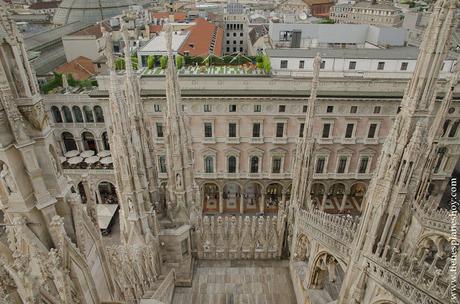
left=0, top=164, right=16, bottom=195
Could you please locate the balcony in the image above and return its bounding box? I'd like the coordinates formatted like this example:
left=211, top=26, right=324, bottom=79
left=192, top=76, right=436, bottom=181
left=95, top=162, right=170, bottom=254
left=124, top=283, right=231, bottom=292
left=250, top=137, right=264, bottom=144
left=273, top=137, right=287, bottom=144
left=340, top=137, right=356, bottom=144
left=317, top=137, right=334, bottom=144
left=363, top=138, right=379, bottom=145
left=226, top=137, right=240, bottom=144
left=203, top=137, right=216, bottom=144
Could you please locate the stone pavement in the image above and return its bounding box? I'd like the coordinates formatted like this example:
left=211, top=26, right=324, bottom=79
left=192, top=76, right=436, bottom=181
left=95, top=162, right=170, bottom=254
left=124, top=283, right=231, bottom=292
left=172, top=260, right=297, bottom=304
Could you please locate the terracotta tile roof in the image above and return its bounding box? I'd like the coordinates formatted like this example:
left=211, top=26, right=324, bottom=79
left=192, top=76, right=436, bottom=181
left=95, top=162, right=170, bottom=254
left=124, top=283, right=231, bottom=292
left=70, top=21, right=111, bottom=39
left=29, top=1, right=60, bottom=10
left=151, top=12, right=187, bottom=22
left=149, top=24, right=163, bottom=34
left=55, top=56, right=96, bottom=81
left=178, top=18, right=223, bottom=57
left=303, top=0, right=334, bottom=5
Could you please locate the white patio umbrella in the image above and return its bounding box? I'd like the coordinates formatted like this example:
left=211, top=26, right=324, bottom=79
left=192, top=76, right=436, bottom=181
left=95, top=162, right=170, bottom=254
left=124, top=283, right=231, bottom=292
left=85, top=156, right=100, bottom=164
left=64, top=150, right=79, bottom=158
left=80, top=150, right=95, bottom=158
left=100, top=157, right=113, bottom=165
left=68, top=156, right=84, bottom=165
left=98, top=150, right=111, bottom=158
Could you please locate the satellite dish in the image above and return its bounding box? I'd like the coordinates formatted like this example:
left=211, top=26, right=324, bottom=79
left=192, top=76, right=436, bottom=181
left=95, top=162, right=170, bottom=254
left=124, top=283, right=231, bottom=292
left=298, top=11, right=307, bottom=20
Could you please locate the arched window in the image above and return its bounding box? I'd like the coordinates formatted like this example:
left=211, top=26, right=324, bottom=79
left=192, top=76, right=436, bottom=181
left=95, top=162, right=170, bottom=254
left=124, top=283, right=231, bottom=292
left=62, top=106, right=73, bottom=123
left=51, top=106, right=63, bottom=123
left=94, top=106, right=104, bottom=123
left=83, top=105, right=94, bottom=123
left=434, top=147, right=447, bottom=173
left=82, top=131, right=97, bottom=152
left=204, top=156, right=214, bottom=173
left=250, top=156, right=259, bottom=173
left=102, top=131, right=110, bottom=150
left=61, top=132, right=77, bottom=152
left=72, top=106, right=83, bottom=123
left=442, top=120, right=451, bottom=137
left=228, top=156, right=237, bottom=173
left=448, top=120, right=459, bottom=138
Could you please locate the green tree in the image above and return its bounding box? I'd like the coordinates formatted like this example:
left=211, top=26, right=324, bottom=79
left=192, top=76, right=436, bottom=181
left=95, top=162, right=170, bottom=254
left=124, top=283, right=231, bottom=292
left=115, top=58, right=125, bottom=70
left=262, top=55, right=271, bottom=74
left=175, top=54, right=184, bottom=69
left=160, top=55, right=168, bottom=69
left=147, top=55, right=155, bottom=69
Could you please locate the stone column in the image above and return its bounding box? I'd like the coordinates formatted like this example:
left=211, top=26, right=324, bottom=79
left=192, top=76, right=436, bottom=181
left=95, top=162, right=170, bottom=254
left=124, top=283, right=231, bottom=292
left=239, top=194, right=244, bottom=214
left=281, top=191, right=287, bottom=209
left=320, top=193, right=327, bottom=211
left=260, top=193, right=265, bottom=213
left=339, top=194, right=348, bottom=212
left=219, top=191, right=223, bottom=213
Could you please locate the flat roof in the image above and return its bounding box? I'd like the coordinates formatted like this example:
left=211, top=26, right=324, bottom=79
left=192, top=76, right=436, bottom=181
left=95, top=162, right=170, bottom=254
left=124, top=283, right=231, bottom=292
left=266, top=47, right=458, bottom=60
left=89, top=88, right=460, bottom=99
left=138, top=31, right=189, bottom=55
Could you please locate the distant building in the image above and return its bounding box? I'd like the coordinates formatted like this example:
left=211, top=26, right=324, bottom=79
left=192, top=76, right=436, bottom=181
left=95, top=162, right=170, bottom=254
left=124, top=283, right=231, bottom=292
left=138, top=18, right=224, bottom=66
left=223, top=3, right=249, bottom=54
left=330, top=1, right=403, bottom=27
left=303, top=0, right=335, bottom=18
left=62, top=22, right=112, bottom=62
left=267, top=47, right=456, bottom=76
left=269, top=23, right=407, bottom=49
left=28, top=1, right=61, bottom=15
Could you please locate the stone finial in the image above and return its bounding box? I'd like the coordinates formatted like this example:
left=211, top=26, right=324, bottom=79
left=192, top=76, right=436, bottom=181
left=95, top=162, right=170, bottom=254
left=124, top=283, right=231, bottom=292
left=102, top=27, right=114, bottom=71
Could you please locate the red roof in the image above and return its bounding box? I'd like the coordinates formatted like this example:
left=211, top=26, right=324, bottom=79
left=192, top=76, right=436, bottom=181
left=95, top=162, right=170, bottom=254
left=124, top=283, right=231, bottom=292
left=178, top=18, right=223, bottom=57
left=29, top=1, right=60, bottom=10
left=55, top=56, right=96, bottom=81
left=151, top=12, right=187, bottom=22
left=149, top=24, right=163, bottom=34
left=70, top=22, right=111, bottom=39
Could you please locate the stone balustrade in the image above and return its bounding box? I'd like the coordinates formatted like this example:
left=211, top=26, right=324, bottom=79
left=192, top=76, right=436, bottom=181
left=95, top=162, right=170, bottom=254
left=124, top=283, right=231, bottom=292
left=412, top=197, right=458, bottom=233
left=296, top=209, right=360, bottom=260
left=366, top=245, right=455, bottom=304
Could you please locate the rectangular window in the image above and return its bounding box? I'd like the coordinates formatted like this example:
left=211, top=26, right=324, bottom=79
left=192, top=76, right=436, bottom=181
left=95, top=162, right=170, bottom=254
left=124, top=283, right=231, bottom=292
left=204, top=122, right=213, bottom=137
left=373, top=106, right=381, bottom=114
left=279, top=105, right=286, bottom=112
left=272, top=157, right=282, bottom=173
left=252, top=123, right=261, bottom=137
left=181, top=239, right=189, bottom=256
left=322, top=123, right=331, bottom=138
left=276, top=123, right=284, bottom=137
left=350, top=106, right=357, bottom=113
left=254, top=104, right=261, bottom=112
left=299, top=123, right=305, bottom=137
left=280, top=60, right=288, bottom=69
left=349, top=61, right=356, bottom=70
left=154, top=104, right=161, bottom=112
left=377, top=62, right=385, bottom=70
left=337, top=156, right=347, bottom=173
left=299, top=60, right=305, bottom=69
left=400, top=62, right=408, bottom=71
left=158, top=155, right=167, bottom=173
left=358, top=156, right=369, bottom=173
left=368, top=123, right=377, bottom=138
left=156, top=123, right=164, bottom=137
left=229, top=123, right=237, bottom=137
left=303, top=105, right=308, bottom=113
left=326, top=106, right=334, bottom=113
left=204, top=104, right=212, bottom=112
left=315, top=157, right=325, bottom=173
left=229, top=104, right=237, bottom=112
left=345, top=123, right=354, bottom=138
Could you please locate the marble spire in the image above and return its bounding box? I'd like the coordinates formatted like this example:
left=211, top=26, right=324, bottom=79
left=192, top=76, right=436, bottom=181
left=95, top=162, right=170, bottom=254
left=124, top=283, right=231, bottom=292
left=163, top=23, right=200, bottom=224
left=338, top=1, right=458, bottom=302
left=103, top=22, right=159, bottom=244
